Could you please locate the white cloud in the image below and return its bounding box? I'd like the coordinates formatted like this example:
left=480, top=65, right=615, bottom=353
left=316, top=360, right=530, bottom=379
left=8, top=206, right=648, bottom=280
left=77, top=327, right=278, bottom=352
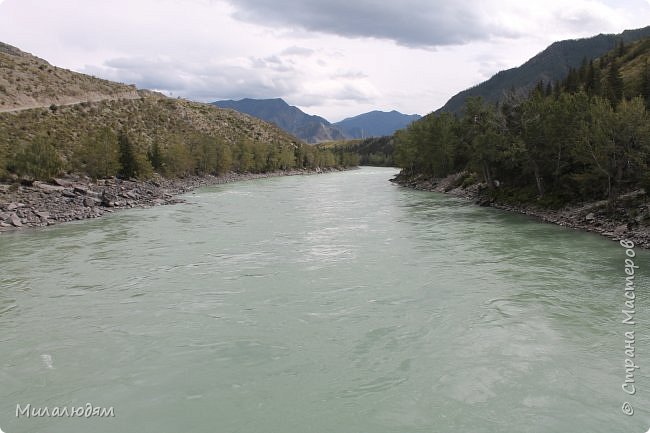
left=224, top=0, right=637, bottom=48
left=0, top=0, right=649, bottom=121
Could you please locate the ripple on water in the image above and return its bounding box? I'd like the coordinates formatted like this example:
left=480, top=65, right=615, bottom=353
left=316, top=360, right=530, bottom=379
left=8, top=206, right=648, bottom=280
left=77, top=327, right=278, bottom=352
left=0, top=168, right=648, bottom=433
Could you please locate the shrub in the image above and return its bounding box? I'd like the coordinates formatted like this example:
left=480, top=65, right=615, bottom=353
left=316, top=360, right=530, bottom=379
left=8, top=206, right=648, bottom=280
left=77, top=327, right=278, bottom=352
left=162, top=141, right=194, bottom=177
left=73, top=128, right=122, bottom=179
left=9, top=136, right=63, bottom=180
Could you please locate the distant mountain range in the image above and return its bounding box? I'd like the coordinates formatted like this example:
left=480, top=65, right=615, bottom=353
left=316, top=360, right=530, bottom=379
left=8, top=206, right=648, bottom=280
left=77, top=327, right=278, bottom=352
left=437, top=25, right=650, bottom=114
left=212, top=98, right=420, bottom=143
left=212, top=98, right=345, bottom=143
left=335, top=111, right=421, bottom=139
left=0, top=41, right=301, bottom=179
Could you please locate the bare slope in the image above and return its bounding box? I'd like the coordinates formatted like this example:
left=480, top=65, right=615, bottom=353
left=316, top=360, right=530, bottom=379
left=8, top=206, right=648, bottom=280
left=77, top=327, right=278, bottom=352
left=0, top=42, right=142, bottom=112
left=0, top=41, right=302, bottom=169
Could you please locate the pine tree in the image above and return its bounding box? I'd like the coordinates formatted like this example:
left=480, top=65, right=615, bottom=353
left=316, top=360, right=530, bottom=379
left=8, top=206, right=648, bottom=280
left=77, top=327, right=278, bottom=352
left=532, top=80, right=545, bottom=98
left=565, top=68, right=580, bottom=93
left=545, top=81, right=553, bottom=98
left=118, top=132, right=137, bottom=179
left=606, top=60, right=624, bottom=105
left=148, top=141, right=163, bottom=171
left=585, top=59, right=603, bottom=97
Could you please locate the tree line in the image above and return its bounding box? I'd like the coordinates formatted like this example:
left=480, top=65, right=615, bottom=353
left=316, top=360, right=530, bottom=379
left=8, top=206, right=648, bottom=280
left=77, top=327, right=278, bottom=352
left=318, top=136, right=393, bottom=167
left=394, top=44, right=650, bottom=209
left=1, top=129, right=355, bottom=181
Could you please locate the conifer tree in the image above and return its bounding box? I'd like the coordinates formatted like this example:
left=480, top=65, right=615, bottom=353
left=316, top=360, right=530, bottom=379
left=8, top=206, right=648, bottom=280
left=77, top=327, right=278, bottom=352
left=606, top=60, right=624, bottom=105
left=118, top=132, right=137, bottom=179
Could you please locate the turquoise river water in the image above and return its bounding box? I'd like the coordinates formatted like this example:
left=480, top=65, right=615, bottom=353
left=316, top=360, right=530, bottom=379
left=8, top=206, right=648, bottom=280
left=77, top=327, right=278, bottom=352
left=0, top=167, right=649, bottom=432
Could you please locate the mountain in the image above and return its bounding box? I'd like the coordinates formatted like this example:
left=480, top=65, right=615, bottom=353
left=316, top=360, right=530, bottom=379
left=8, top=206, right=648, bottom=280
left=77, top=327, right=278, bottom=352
left=333, top=110, right=421, bottom=138
left=212, top=98, right=345, bottom=144
left=212, top=98, right=421, bottom=142
left=437, top=25, right=650, bottom=114
left=0, top=42, right=341, bottom=182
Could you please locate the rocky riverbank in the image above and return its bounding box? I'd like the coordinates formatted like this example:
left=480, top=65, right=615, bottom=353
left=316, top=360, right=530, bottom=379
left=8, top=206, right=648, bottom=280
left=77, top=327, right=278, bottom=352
left=0, top=168, right=348, bottom=233
left=391, top=171, right=650, bottom=249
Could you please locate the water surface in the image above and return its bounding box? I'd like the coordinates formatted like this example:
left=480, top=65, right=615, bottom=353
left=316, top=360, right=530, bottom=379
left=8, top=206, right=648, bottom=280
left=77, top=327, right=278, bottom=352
left=1, top=167, right=648, bottom=432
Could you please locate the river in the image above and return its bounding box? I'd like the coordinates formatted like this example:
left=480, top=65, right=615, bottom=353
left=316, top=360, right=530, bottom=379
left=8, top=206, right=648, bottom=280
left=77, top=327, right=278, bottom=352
left=1, top=167, right=648, bottom=432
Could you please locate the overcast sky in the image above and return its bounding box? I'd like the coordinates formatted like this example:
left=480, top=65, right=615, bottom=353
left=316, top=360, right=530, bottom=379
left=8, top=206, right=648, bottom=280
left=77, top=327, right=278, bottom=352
left=1, top=0, right=650, bottom=121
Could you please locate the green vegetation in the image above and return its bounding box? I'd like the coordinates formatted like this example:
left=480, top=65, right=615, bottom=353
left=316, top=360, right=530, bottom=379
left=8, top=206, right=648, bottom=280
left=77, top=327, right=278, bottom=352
left=0, top=41, right=355, bottom=181
left=438, top=26, right=650, bottom=114
left=318, top=136, right=393, bottom=166
left=73, top=128, right=121, bottom=179
left=8, top=135, right=63, bottom=180
left=0, top=97, right=354, bottom=182
left=395, top=38, right=650, bottom=209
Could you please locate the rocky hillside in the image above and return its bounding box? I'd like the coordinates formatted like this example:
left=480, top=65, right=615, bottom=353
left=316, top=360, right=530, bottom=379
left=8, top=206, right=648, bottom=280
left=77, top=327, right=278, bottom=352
left=437, top=25, right=650, bottom=113
left=0, top=42, right=141, bottom=112
left=0, top=96, right=300, bottom=164
left=0, top=41, right=361, bottom=186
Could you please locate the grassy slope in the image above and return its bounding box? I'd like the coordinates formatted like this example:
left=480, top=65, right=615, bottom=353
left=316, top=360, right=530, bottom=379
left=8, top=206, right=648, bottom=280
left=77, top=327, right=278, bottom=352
left=0, top=41, right=302, bottom=166
left=0, top=97, right=301, bottom=163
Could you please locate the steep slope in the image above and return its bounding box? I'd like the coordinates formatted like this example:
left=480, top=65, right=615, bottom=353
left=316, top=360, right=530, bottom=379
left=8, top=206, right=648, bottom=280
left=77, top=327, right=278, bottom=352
left=0, top=96, right=300, bottom=160
left=0, top=41, right=336, bottom=182
left=0, top=42, right=141, bottom=112
left=437, top=26, right=650, bottom=114
left=334, top=110, right=421, bottom=138
left=212, top=98, right=345, bottom=143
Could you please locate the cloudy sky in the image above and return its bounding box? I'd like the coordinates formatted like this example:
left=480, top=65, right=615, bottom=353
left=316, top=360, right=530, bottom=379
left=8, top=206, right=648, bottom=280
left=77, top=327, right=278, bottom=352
left=1, top=0, right=650, bottom=121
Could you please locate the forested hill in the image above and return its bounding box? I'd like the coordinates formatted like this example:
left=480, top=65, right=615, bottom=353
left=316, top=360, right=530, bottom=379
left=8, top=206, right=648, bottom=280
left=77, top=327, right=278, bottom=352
left=394, top=36, right=650, bottom=211
left=437, top=26, right=650, bottom=114
left=0, top=43, right=354, bottom=182
left=317, top=136, right=395, bottom=167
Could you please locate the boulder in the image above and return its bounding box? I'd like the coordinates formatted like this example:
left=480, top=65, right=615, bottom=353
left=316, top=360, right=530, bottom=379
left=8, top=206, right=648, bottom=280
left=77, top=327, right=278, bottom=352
left=33, top=181, right=64, bottom=192
left=52, top=178, right=73, bottom=187
left=614, top=224, right=628, bottom=235
left=476, top=197, right=493, bottom=207
left=83, top=197, right=99, bottom=207
left=585, top=212, right=595, bottom=221
left=74, top=186, right=90, bottom=195
left=7, top=213, right=22, bottom=227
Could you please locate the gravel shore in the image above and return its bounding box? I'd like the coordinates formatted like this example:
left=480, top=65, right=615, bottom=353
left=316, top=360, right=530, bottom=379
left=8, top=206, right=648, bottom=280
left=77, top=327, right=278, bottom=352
left=0, top=168, right=347, bottom=233
left=391, top=171, right=650, bottom=249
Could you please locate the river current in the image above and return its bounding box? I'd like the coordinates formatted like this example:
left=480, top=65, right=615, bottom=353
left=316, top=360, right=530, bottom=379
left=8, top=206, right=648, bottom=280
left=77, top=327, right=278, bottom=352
left=1, top=167, right=648, bottom=432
